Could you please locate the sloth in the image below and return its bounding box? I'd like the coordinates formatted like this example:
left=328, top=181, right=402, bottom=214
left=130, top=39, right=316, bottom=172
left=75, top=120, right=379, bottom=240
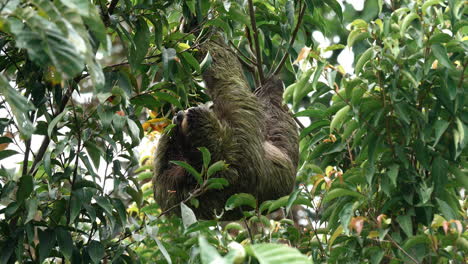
left=153, top=37, right=299, bottom=220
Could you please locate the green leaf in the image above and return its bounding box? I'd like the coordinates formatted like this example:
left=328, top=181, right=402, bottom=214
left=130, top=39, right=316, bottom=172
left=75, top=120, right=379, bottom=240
left=400, top=12, right=419, bottom=37
left=38, top=229, right=56, bottom=263
left=69, top=194, right=81, bottom=223
left=339, top=203, right=354, bottom=234
left=154, top=91, right=183, bottom=109
left=330, top=105, right=350, bottom=133
left=354, top=47, right=374, bottom=75
left=436, top=198, right=457, bottom=220
left=199, top=236, right=225, bottom=264
left=198, top=147, right=211, bottom=169
left=433, top=119, right=449, bottom=147
left=0, top=76, right=36, bottom=138
left=396, top=214, right=413, bottom=237
left=48, top=110, right=67, bottom=138
left=248, top=243, right=310, bottom=264
left=127, top=118, right=142, bottom=146
left=181, top=52, right=201, bottom=73
left=16, top=174, right=33, bottom=203
left=387, top=164, right=399, bottom=186
left=431, top=44, right=455, bottom=70
left=95, top=196, right=113, bottom=216
left=170, top=160, right=202, bottom=184
left=200, top=51, right=212, bottom=73
left=84, top=142, right=102, bottom=169
left=181, top=202, right=197, bottom=229
left=130, top=94, right=161, bottom=109
left=285, top=1, right=295, bottom=28
left=428, top=33, right=452, bottom=44
left=323, top=188, right=366, bottom=203
left=56, top=227, right=73, bottom=260
left=25, top=197, right=38, bottom=223
left=88, top=240, right=105, bottom=264
left=0, top=149, right=19, bottom=161
left=347, top=29, right=370, bottom=47
left=205, top=177, right=229, bottom=190
left=324, top=0, right=343, bottom=21
left=130, top=17, right=150, bottom=66
left=207, top=160, right=228, bottom=178
left=421, top=0, right=442, bottom=15
left=225, top=193, right=256, bottom=211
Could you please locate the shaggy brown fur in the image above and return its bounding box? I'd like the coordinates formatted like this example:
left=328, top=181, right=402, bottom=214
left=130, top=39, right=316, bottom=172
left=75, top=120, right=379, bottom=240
left=153, top=37, right=298, bottom=220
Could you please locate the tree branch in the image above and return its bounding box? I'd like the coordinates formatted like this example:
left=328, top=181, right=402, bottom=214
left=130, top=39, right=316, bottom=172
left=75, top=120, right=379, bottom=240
left=273, top=1, right=306, bottom=76
left=28, top=83, right=76, bottom=175
left=247, top=0, right=265, bottom=84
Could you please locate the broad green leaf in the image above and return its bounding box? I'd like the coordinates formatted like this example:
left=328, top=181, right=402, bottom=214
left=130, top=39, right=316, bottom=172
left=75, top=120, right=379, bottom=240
left=88, top=240, right=105, bottom=264
left=429, top=33, right=452, bottom=44
left=387, top=164, right=399, bottom=186
left=130, top=17, right=150, bottom=66
left=95, top=196, right=113, bottom=216
left=436, top=198, right=457, bottom=220
left=84, top=142, right=102, bottom=169
left=69, top=194, right=81, bottom=223
left=154, top=91, right=183, bottom=109
left=400, top=12, right=419, bottom=37
left=16, top=174, right=33, bottom=203
left=200, top=51, right=212, bottom=73
left=170, top=160, right=202, bottom=184
left=285, top=1, right=294, bottom=28
left=207, top=160, right=227, bottom=178
left=38, top=229, right=56, bottom=263
left=25, top=197, right=38, bottom=223
left=127, top=118, right=142, bottom=146
left=181, top=202, right=197, bottom=229
left=205, top=178, right=229, bottom=190
left=0, top=76, right=35, bottom=138
left=0, top=149, right=19, bottom=161
left=225, top=193, right=256, bottom=211
left=199, top=236, right=225, bottom=264
left=330, top=105, right=350, bottom=133
left=347, top=29, right=370, bottom=47
left=431, top=44, right=455, bottom=70
left=56, top=227, right=73, bottom=260
left=396, top=214, right=413, bottom=237
left=421, top=0, right=442, bottom=15
left=324, top=0, right=343, bottom=21
left=48, top=110, right=67, bottom=138
left=181, top=52, right=201, bottom=73
left=323, top=188, right=366, bottom=203
left=248, top=243, right=310, bottom=264
left=198, top=147, right=211, bottom=169
left=339, top=203, right=354, bottom=234
left=291, top=68, right=314, bottom=107
left=130, top=94, right=161, bottom=109
left=433, top=119, right=449, bottom=147
left=354, top=47, right=374, bottom=75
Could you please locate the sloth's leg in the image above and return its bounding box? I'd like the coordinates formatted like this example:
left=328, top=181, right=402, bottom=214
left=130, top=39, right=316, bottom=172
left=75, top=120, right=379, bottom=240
left=255, top=77, right=299, bottom=167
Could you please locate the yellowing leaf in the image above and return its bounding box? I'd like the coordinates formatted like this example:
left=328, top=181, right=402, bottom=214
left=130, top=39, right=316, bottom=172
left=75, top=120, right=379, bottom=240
left=293, top=47, right=311, bottom=65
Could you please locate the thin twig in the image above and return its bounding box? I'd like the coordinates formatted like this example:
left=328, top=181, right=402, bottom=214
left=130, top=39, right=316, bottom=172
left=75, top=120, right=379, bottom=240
left=28, top=83, right=76, bottom=175
left=228, top=40, right=257, bottom=66
left=386, top=234, right=420, bottom=264
left=273, top=1, right=306, bottom=76
left=21, top=111, right=35, bottom=177
left=247, top=0, right=265, bottom=84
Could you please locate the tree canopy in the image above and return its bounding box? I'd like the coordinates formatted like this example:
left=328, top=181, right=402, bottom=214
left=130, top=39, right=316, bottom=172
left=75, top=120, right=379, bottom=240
left=0, top=0, right=467, bottom=263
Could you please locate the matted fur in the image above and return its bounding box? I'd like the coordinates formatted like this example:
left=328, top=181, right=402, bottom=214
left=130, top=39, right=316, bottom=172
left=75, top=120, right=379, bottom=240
left=153, top=37, right=299, bottom=220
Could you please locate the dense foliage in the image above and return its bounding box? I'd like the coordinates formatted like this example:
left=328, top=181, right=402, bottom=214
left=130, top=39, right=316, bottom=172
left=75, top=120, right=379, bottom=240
left=0, top=0, right=466, bottom=263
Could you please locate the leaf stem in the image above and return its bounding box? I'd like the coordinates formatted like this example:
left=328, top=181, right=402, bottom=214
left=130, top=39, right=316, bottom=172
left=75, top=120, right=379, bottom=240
left=247, top=0, right=265, bottom=84
left=273, top=1, right=306, bottom=76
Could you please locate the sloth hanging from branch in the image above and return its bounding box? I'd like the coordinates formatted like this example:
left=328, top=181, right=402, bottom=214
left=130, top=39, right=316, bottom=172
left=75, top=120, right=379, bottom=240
left=153, top=35, right=299, bottom=220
